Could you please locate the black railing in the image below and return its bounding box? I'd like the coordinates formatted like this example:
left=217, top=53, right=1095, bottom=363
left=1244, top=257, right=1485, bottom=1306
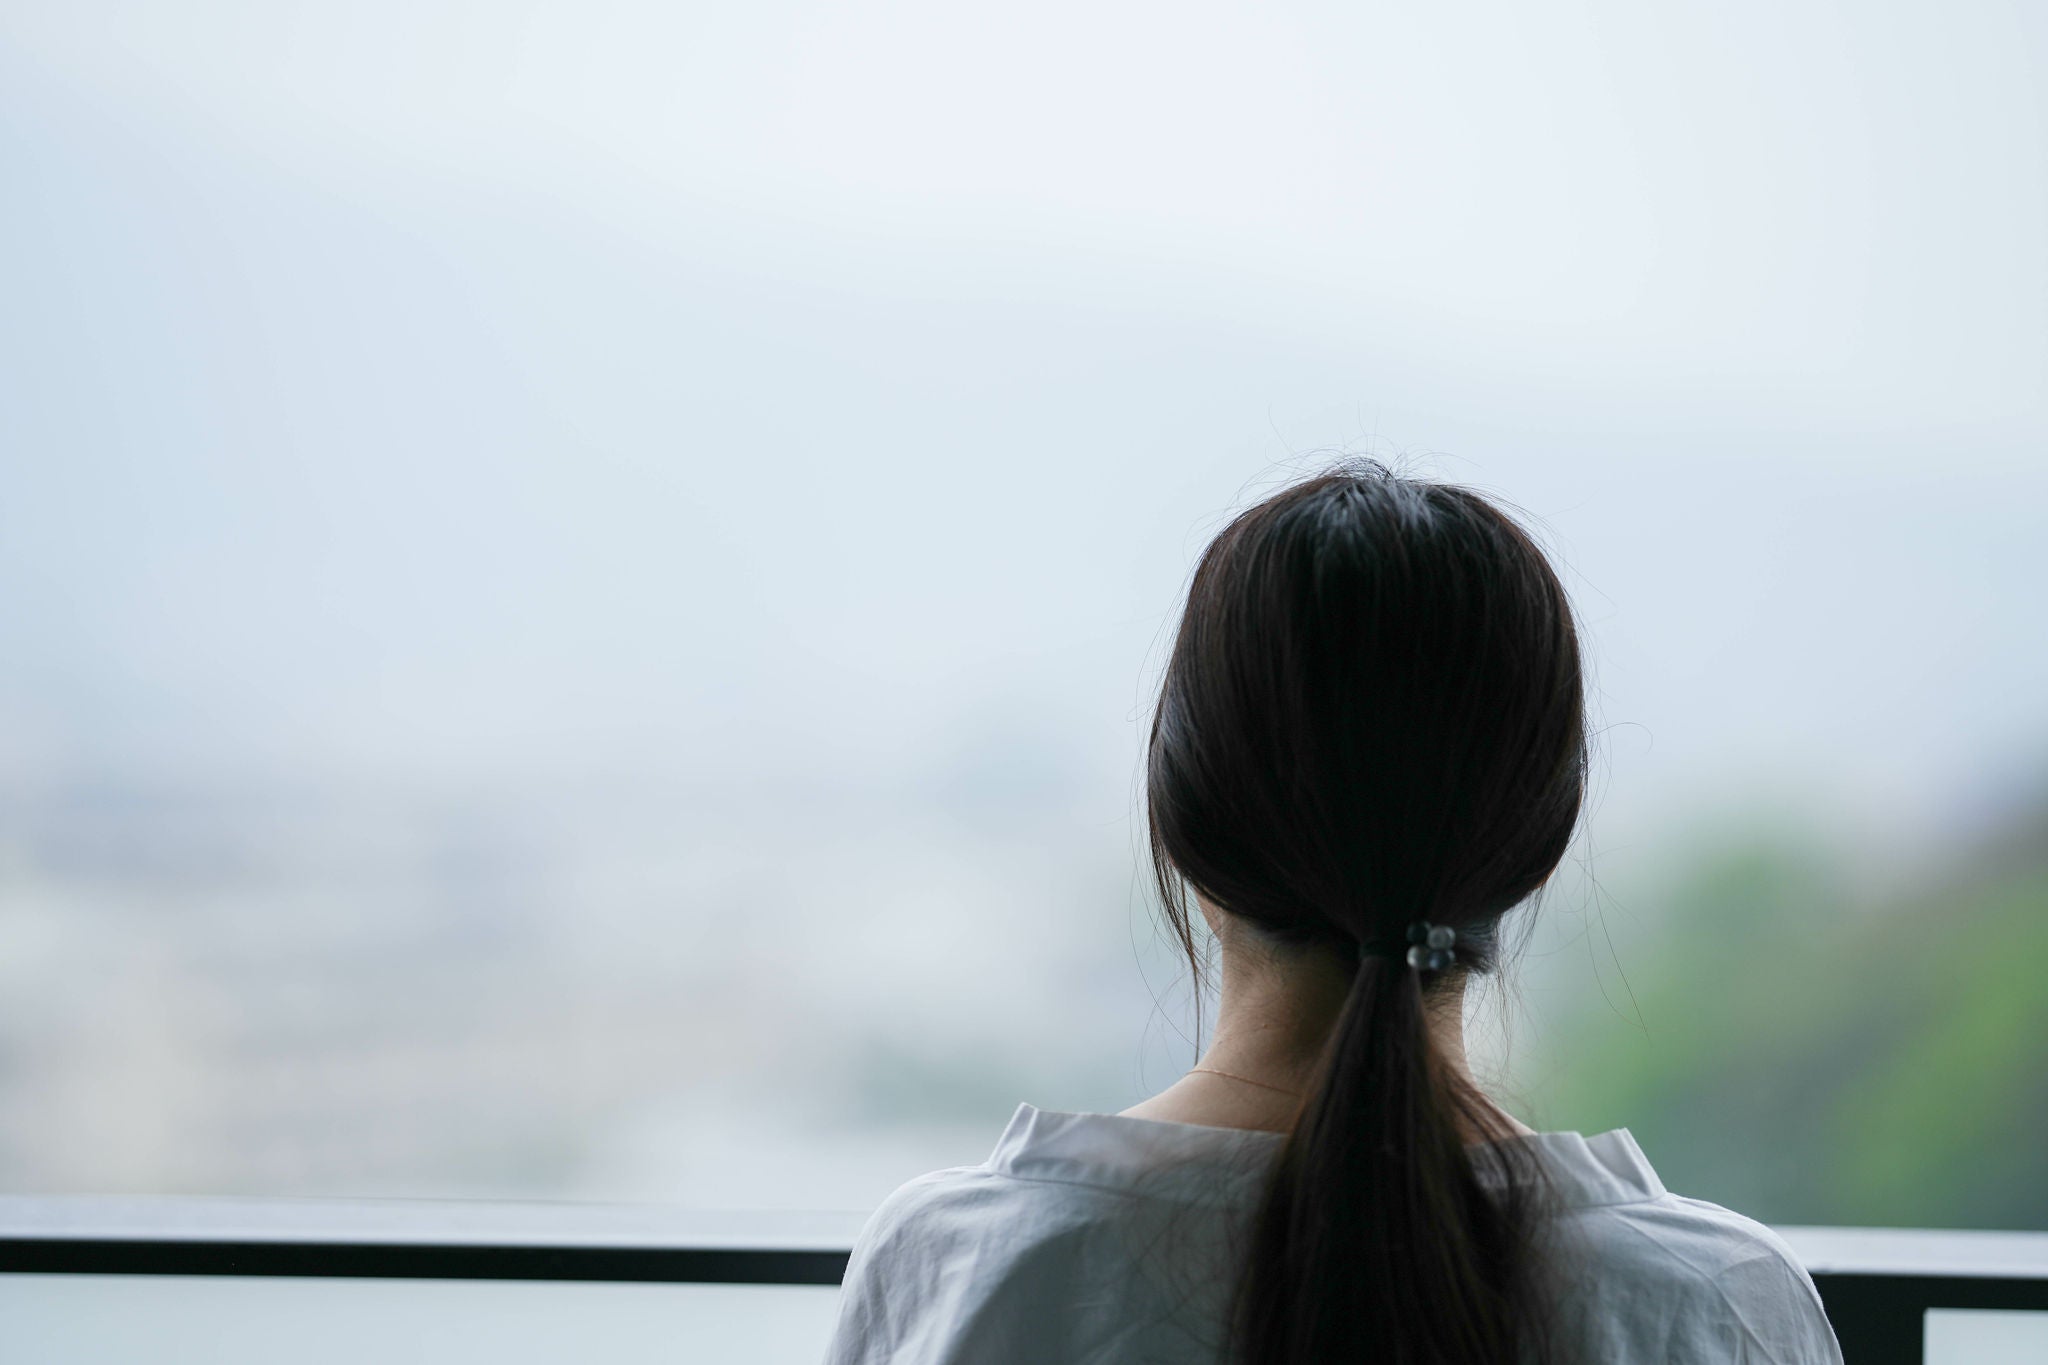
left=4, top=1200, right=2045, bottom=1364
left=0, top=1236, right=849, bottom=1285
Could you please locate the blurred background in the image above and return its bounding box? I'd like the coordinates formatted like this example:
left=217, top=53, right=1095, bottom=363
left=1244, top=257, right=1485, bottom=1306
left=0, top=1, right=2042, bottom=1231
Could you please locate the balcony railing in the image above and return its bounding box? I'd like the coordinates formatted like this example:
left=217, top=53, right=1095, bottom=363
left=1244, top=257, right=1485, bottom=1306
left=4, top=1197, right=2045, bottom=1363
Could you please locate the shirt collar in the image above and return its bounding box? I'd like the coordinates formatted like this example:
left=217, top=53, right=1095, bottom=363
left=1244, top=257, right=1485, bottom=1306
left=1479, top=1128, right=1668, bottom=1208
left=989, top=1104, right=1667, bottom=1210
left=988, top=1104, right=1284, bottom=1203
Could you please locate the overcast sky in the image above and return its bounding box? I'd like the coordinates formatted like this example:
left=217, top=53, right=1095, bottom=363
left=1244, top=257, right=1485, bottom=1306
left=2, top=0, right=2044, bottom=856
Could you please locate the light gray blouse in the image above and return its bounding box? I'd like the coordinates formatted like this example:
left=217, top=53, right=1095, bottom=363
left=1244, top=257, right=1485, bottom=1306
left=823, top=1103, right=1844, bottom=1364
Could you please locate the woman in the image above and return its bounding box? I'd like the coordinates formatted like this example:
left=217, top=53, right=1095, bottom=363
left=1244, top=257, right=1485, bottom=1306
left=823, top=465, right=1843, bottom=1365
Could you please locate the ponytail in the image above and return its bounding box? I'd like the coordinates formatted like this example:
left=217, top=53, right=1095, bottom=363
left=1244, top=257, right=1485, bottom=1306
left=1233, top=953, right=1555, bottom=1364
left=1146, top=464, right=1586, bottom=1365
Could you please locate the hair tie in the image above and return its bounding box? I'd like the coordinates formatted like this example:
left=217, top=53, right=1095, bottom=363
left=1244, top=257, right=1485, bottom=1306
left=1405, top=920, right=1458, bottom=972
left=1362, top=921, right=1458, bottom=973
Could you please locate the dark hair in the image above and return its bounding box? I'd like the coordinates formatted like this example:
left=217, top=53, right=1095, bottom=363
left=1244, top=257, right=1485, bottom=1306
left=1146, top=463, right=1587, bottom=1365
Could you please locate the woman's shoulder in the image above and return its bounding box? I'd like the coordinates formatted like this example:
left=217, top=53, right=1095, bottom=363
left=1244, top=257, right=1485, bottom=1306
left=849, top=1149, right=1137, bottom=1266
left=1507, top=1128, right=1839, bottom=1361
left=1578, top=1187, right=1816, bottom=1283
left=826, top=1155, right=1185, bottom=1365
left=853, top=1163, right=1007, bottom=1250
left=859, top=1102, right=1279, bottom=1235
left=1550, top=1189, right=1841, bottom=1362
left=1518, top=1129, right=1815, bottom=1291
left=826, top=1110, right=1261, bottom=1365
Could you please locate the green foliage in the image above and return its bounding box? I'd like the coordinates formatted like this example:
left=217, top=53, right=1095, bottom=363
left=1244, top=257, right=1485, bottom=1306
left=1529, top=813, right=2048, bottom=1231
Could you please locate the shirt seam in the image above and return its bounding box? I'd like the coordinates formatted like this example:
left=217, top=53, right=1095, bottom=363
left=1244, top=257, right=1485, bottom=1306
left=1546, top=1188, right=1684, bottom=1212
left=978, top=1164, right=1270, bottom=1205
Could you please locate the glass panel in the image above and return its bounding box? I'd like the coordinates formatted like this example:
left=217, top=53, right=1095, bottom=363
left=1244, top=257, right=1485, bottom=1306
left=1925, top=1309, right=2048, bottom=1364
left=1, top=1275, right=839, bottom=1365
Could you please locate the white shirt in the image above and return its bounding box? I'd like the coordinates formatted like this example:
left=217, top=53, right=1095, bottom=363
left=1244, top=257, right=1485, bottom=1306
left=823, top=1103, right=1845, bottom=1365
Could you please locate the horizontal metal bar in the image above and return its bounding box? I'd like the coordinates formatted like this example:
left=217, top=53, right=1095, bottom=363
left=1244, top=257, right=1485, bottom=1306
left=0, top=1238, right=851, bottom=1286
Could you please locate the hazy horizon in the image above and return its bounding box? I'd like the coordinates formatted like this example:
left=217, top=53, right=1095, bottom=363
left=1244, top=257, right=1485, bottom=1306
left=2, top=0, right=2043, bottom=1213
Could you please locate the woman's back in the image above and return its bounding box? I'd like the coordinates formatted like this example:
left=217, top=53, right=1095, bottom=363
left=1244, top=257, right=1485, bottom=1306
left=825, top=1106, right=1842, bottom=1365
left=823, top=465, right=1845, bottom=1364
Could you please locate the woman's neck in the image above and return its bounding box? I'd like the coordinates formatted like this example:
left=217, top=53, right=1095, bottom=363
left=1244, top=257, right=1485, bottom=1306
left=1120, top=919, right=1535, bottom=1139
